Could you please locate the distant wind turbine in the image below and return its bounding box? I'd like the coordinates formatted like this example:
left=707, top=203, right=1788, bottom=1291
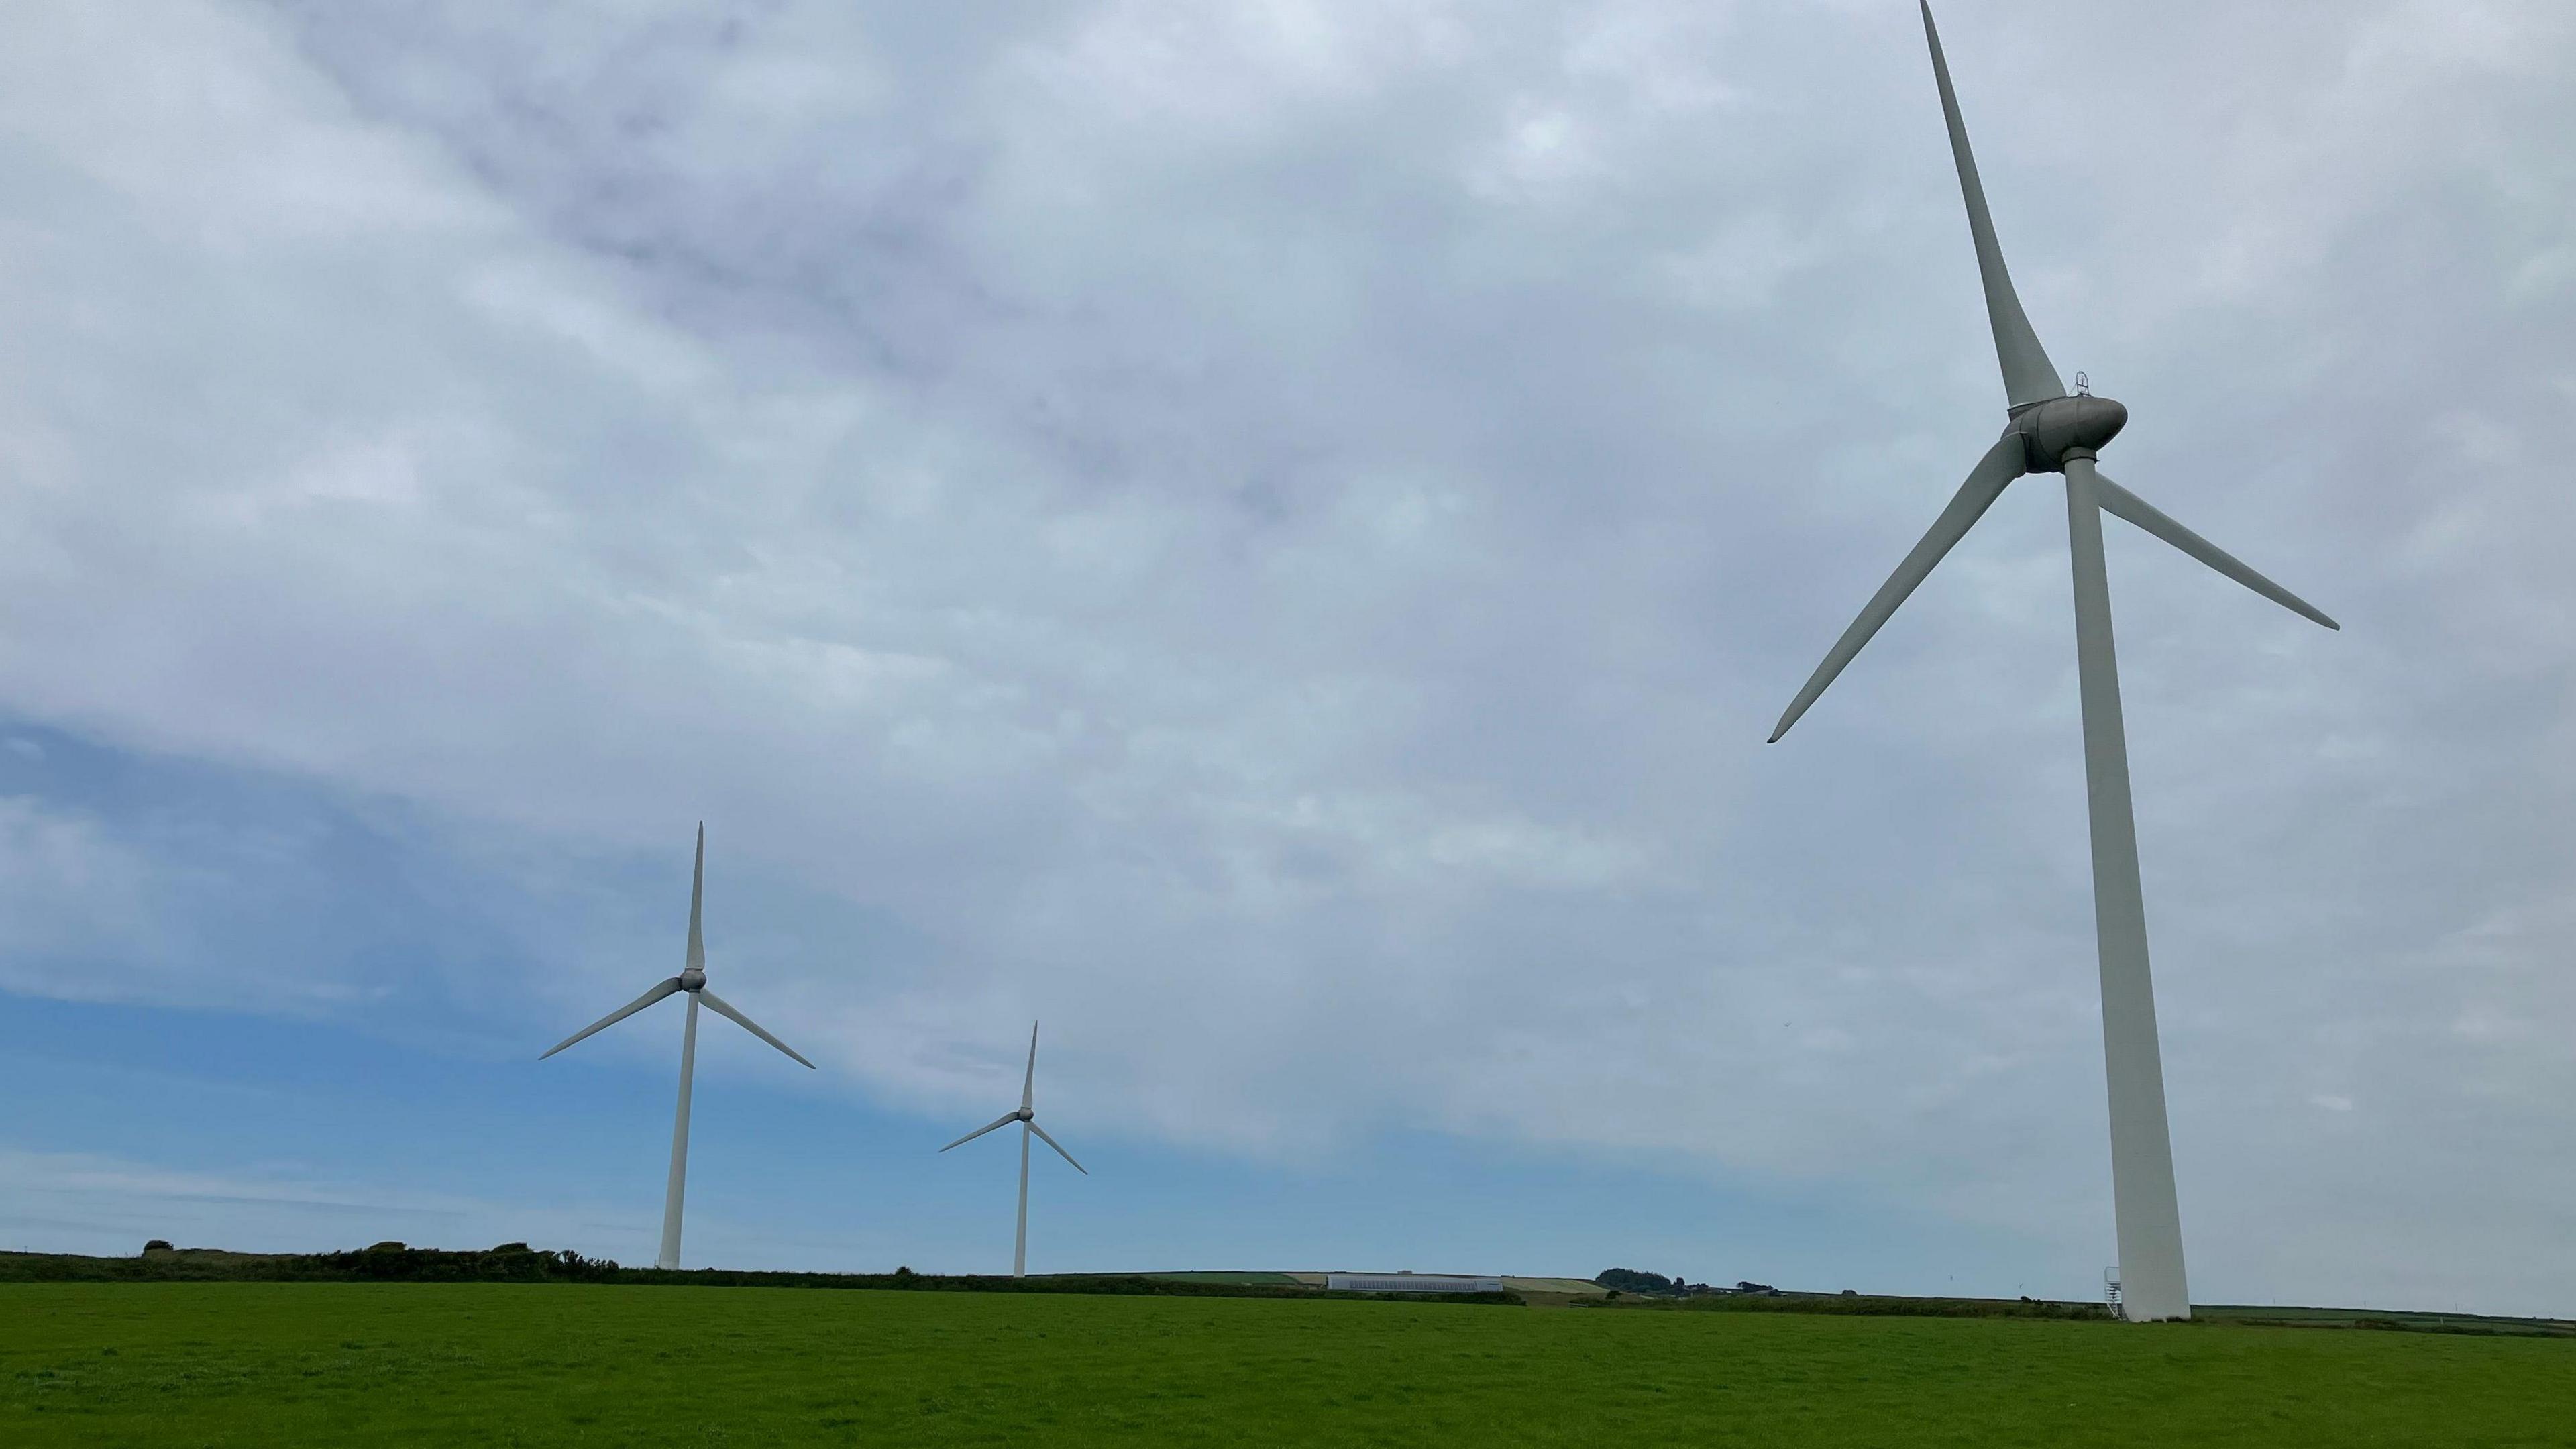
left=941, top=1022, right=1086, bottom=1278
left=1767, top=4, right=2339, bottom=1322
left=541, top=824, right=814, bottom=1270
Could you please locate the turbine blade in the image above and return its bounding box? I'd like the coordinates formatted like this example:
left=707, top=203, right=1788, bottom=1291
left=1021, top=1021, right=1039, bottom=1112
left=1921, top=2, right=2065, bottom=410
left=540, top=977, right=683, bottom=1059
left=695, top=987, right=816, bottom=1069
left=1770, top=434, right=2027, bottom=742
left=941, top=1112, right=1020, bottom=1153
left=2092, top=474, right=2339, bottom=630
left=1029, top=1122, right=1087, bottom=1175
left=685, top=823, right=706, bottom=975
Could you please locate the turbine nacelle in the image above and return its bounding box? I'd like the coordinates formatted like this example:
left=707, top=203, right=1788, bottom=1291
left=2006, top=393, right=2127, bottom=472
left=680, top=967, right=706, bottom=991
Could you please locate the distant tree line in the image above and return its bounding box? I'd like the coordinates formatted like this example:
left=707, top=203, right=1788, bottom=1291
left=1593, top=1268, right=1778, bottom=1298
left=1582, top=1277, right=2114, bottom=1321
left=0, top=1245, right=1518, bottom=1304
left=0, top=1242, right=625, bottom=1285
left=0, top=1247, right=2222, bottom=1326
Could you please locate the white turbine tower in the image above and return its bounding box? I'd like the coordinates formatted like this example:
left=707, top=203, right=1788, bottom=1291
left=940, top=1022, right=1087, bottom=1278
left=1768, top=4, right=2339, bottom=1322
left=541, top=824, right=814, bottom=1270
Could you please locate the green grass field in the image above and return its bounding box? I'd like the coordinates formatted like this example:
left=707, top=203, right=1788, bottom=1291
left=6, top=1283, right=2569, bottom=1446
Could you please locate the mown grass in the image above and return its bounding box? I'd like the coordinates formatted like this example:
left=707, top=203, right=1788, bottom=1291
left=5, top=1283, right=2570, bottom=1446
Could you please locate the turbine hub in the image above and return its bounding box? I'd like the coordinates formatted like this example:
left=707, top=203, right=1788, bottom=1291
left=680, top=968, right=706, bottom=991
left=2005, top=393, right=2127, bottom=472
left=1016, top=1109, right=1033, bottom=1122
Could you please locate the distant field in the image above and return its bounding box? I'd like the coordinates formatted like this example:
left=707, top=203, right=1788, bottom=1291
left=1139, top=1272, right=1605, bottom=1299
left=7, top=1283, right=2572, bottom=1446
left=2198, top=1303, right=2576, bottom=1337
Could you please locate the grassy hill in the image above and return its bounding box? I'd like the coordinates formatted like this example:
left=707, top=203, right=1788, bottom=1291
left=7, top=1280, right=2571, bottom=1446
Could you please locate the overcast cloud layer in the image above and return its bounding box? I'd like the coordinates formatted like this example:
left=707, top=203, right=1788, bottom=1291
left=2, top=0, right=2573, bottom=1314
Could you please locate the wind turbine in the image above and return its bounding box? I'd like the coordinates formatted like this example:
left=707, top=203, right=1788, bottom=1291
left=1767, top=4, right=2339, bottom=1322
left=541, top=824, right=814, bottom=1270
left=940, top=1022, right=1087, bottom=1278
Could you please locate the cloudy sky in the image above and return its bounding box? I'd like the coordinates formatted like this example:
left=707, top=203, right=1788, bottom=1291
left=2, top=0, right=2570, bottom=1314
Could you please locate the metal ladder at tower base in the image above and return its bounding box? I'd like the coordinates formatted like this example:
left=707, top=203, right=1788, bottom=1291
left=2104, top=1268, right=2123, bottom=1317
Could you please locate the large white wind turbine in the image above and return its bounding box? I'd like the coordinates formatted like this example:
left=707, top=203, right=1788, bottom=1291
left=541, top=824, right=814, bottom=1270
left=940, top=1022, right=1087, bottom=1278
left=1768, top=4, right=2338, bottom=1322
